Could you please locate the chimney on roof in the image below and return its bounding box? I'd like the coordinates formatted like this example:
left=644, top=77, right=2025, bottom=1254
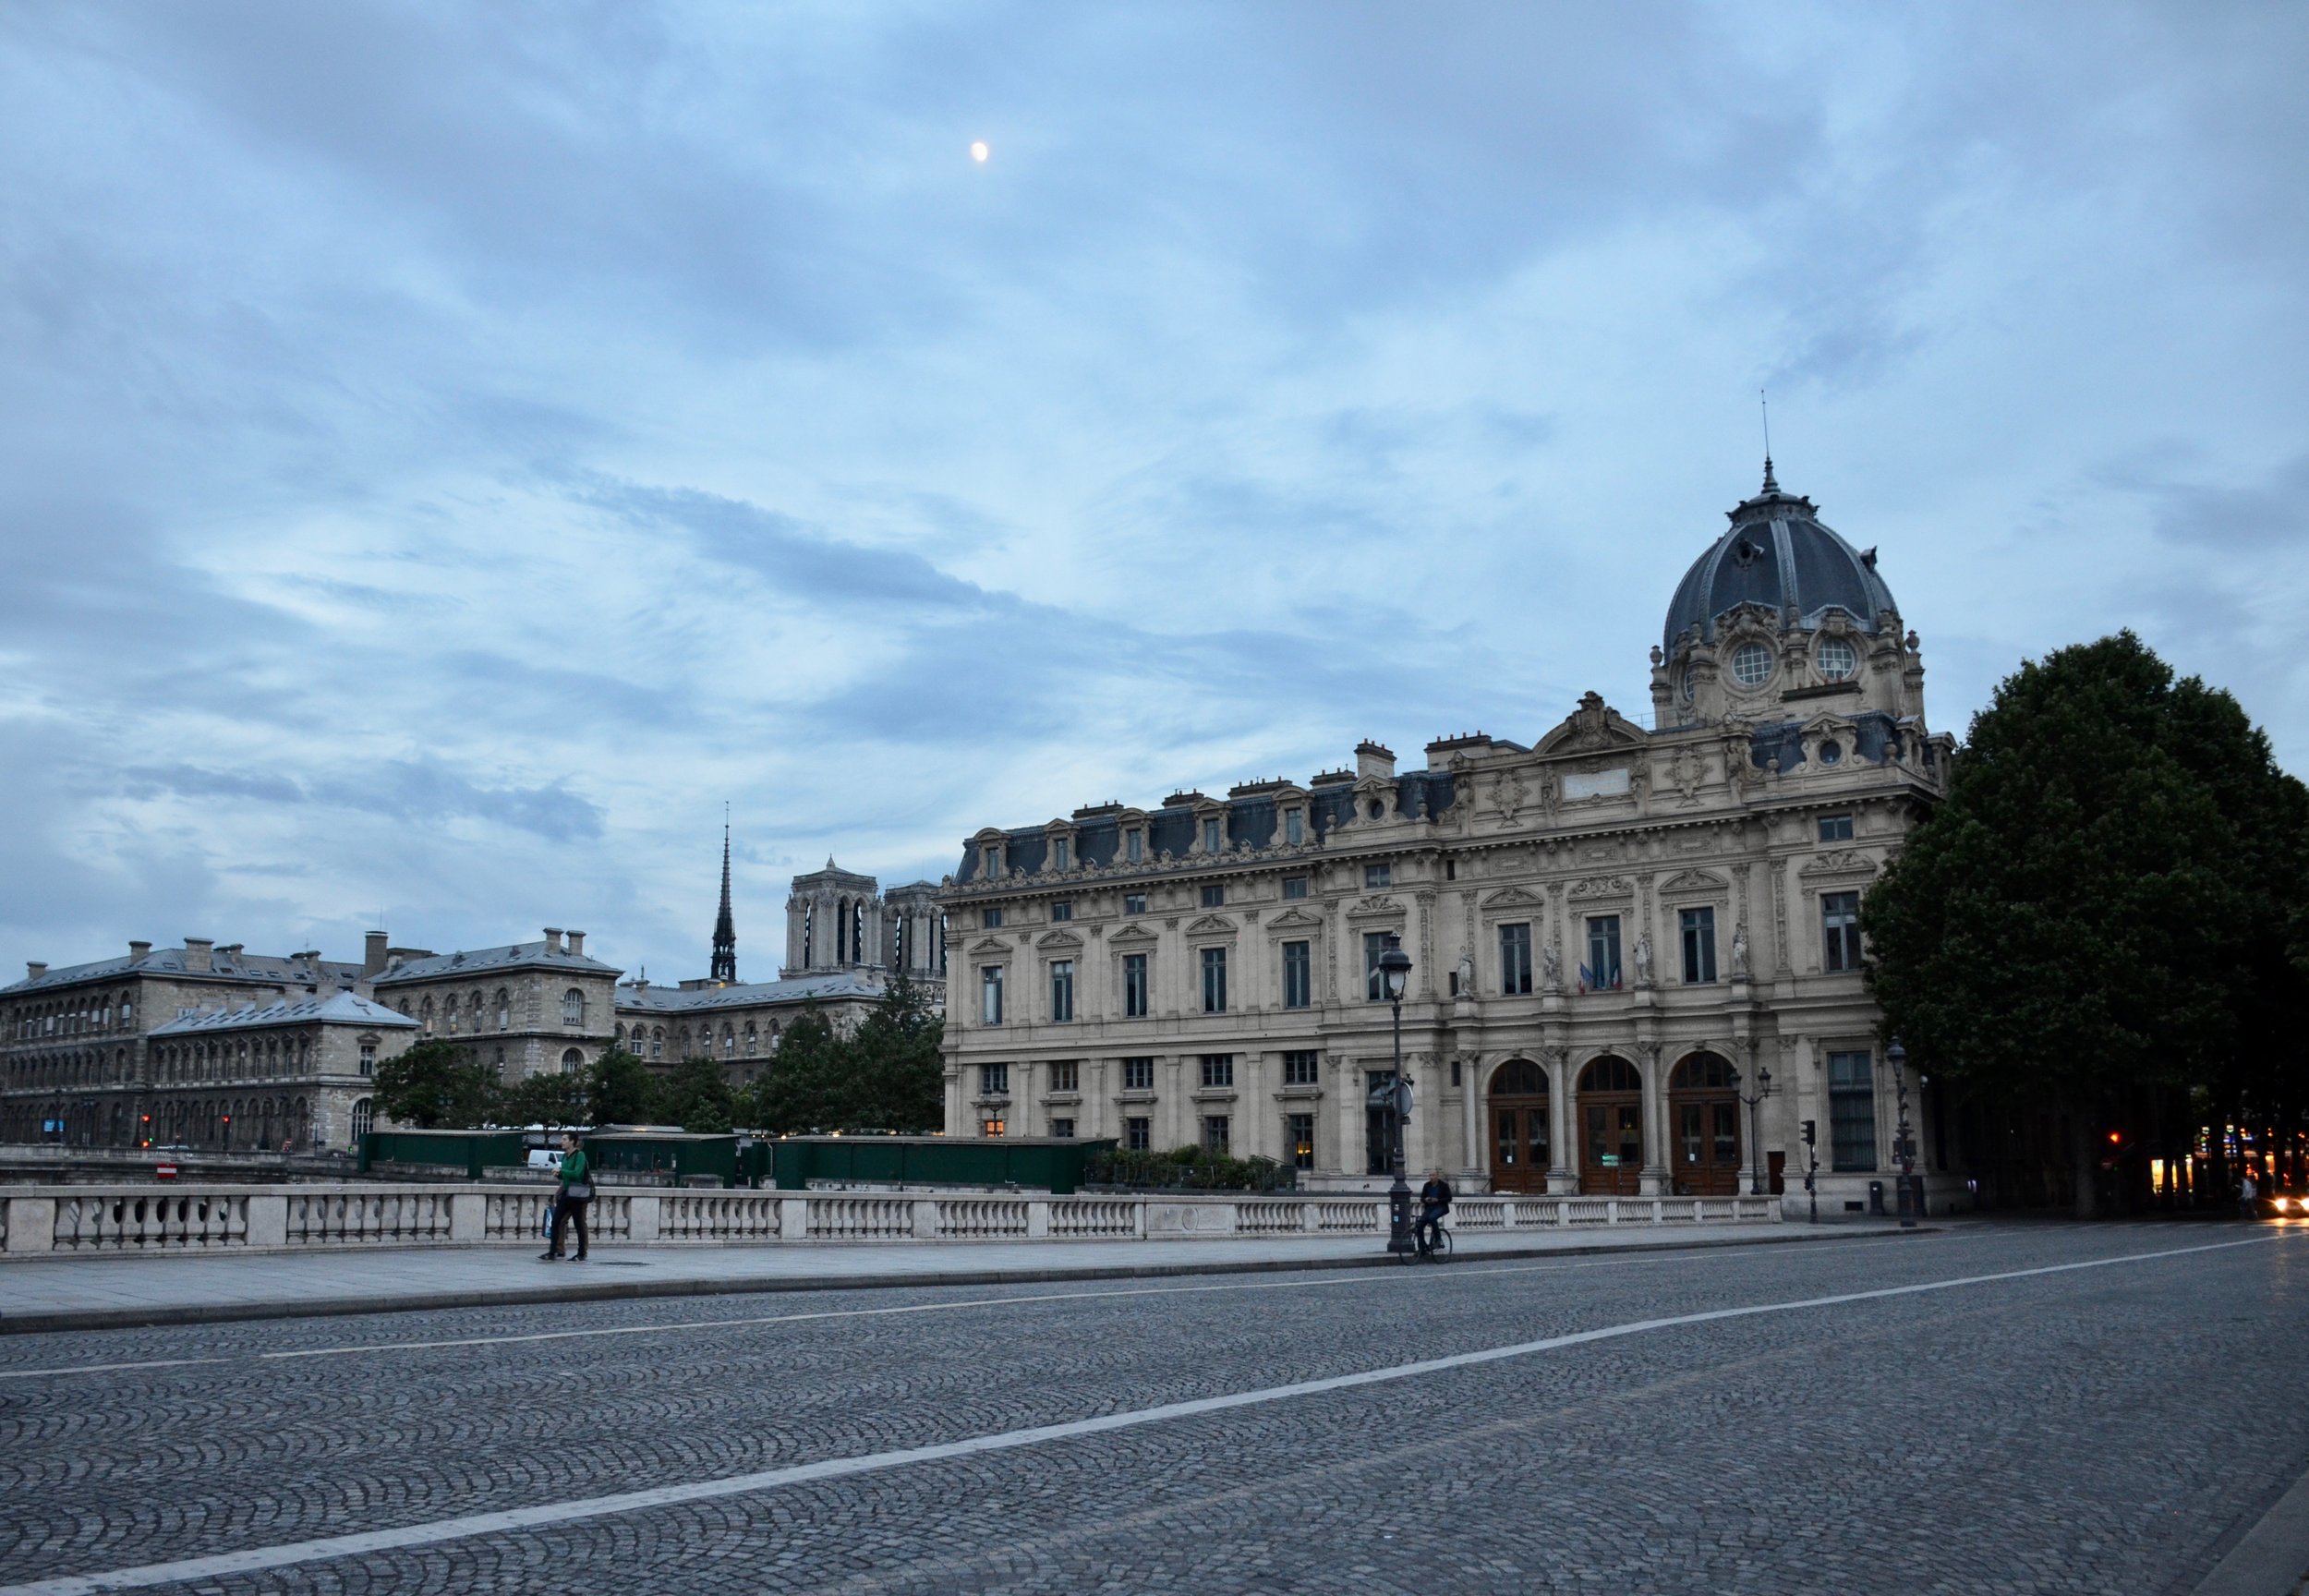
left=26, top=961, right=46, bottom=980
left=566, top=930, right=586, bottom=958
left=363, top=931, right=388, bottom=977
left=129, top=940, right=152, bottom=961
left=1355, top=741, right=1397, bottom=780
left=185, top=937, right=214, bottom=973
left=218, top=944, right=244, bottom=963
left=543, top=926, right=564, bottom=954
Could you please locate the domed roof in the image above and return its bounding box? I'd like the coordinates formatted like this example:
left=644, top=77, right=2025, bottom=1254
left=1662, top=461, right=1897, bottom=653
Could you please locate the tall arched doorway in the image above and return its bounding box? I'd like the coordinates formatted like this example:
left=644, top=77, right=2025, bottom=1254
left=1487, top=1058, right=1550, bottom=1193
left=1669, top=1052, right=1742, bottom=1196
left=1578, top=1056, right=1644, bottom=1195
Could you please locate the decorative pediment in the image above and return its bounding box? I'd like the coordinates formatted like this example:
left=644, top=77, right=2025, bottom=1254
left=1265, top=907, right=1326, bottom=932
left=966, top=937, right=1012, bottom=958
left=1479, top=885, right=1545, bottom=912
left=1109, top=923, right=1160, bottom=946
left=1345, top=894, right=1406, bottom=919
left=1799, top=849, right=1878, bottom=878
left=1034, top=929, right=1084, bottom=951
left=1658, top=869, right=1729, bottom=896
left=1183, top=914, right=1239, bottom=937
left=1568, top=875, right=1633, bottom=901
left=1534, top=691, right=1648, bottom=756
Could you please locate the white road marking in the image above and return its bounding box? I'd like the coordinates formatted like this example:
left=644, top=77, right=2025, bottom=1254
left=0, top=1232, right=2277, bottom=1596
left=0, top=1357, right=227, bottom=1381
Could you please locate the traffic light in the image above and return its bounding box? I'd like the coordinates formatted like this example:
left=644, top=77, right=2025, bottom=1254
left=1801, top=1119, right=1817, bottom=1147
left=2108, top=1130, right=2122, bottom=1144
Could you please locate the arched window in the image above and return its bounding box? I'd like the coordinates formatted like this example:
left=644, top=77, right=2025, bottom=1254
left=743, top=1022, right=757, bottom=1057
left=722, top=1023, right=735, bottom=1058
left=496, top=989, right=511, bottom=1032
left=768, top=1021, right=782, bottom=1052
left=562, top=988, right=586, bottom=1027
left=613, top=1023, right=627, bottom=1049
left=420, top=998, right=435, bottom=1034
left=561, top=1047, right=583, bottom=1075
left=350, top=1098, right=375, bottom=1143
left=650, top=1027, right=664, bottom=1059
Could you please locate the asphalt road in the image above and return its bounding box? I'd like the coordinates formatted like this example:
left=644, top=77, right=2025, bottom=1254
left=2, top=1221, right=2303, bottom=1595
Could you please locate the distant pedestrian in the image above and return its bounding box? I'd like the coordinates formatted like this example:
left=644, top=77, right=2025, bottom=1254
left=2240, top=1168, right=2258, bottom=1222
left=541, top=1131, right=592, bottom=1262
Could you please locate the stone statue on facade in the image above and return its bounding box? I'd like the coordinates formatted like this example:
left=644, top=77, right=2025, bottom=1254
left=1457, top=949, right=1475, bottom=998
left=1541, top=938, right=1562, bottom=991
left=1731, top=921, right=1751, bottom=978
left=1633, top=930, right=1654, bottom=986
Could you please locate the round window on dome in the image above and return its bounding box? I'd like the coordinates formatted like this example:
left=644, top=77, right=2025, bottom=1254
left=1819, top=741, right=1844, bottom=766
left=1730, top=642, right=1773, bottom=688
left=1818, top=638, right=1857, bottom=681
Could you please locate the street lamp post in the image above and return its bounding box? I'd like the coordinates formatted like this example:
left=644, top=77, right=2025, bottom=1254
left=1378, top=943, right=1415, bottom=1255
left=1729, top=1064, right=1774, bottom=1197
left=1887, top=1038, right=1918, bottom=1227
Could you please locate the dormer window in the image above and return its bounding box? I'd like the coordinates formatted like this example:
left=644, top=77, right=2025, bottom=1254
left=1817, top=638, right=1857, bottom=680
left=983, top=845, right=1001, bottom=877
left=1284, top=808, right=1304, bottom=845
left=1051, top=837, right=1070, bottom=871
left=1202, top=817, right=1223, bottom=852
left=1126, top=829, right=1144, bottom=864
left=1730, top=641, right=1773, bottom=688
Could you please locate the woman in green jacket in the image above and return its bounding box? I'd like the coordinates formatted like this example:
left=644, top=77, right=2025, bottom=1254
left=541, top=1131, right=591, bottom=1262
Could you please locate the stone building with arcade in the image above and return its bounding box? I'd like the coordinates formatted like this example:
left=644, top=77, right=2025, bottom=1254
left=937, top=464, right=1964, bottom=1215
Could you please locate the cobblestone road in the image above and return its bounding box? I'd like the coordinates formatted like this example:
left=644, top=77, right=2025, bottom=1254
left=2, top=1222, right=2304, bottom=1595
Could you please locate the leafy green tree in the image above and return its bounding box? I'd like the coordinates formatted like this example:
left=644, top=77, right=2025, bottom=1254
left=583, top=1047, right=661, bottom=1127
left=1864, top=631, right=2308, bottom=1208
left=501, top=1069, right=586, bottom=1128
left=659, top=1056, right=734, bottom=1133
left=841, top=975, right=946, bottom=1132
left=749, top=1009, right=844, bottom=1133
left=372, top=1039, right=502, bottom=1129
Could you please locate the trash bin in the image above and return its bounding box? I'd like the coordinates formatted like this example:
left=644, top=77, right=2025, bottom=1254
left=1868, top=1179, right=1886, bottom=1215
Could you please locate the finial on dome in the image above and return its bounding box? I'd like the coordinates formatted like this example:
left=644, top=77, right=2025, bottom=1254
left=1759, top=388, right=1777, bottom=494
left=1761, top=454, right=1778, bottom=494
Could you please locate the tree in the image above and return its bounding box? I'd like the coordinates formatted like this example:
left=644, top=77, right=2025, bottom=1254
left=659, top=1056, right=734, bottom=1133
left=501, top=1069, right=586, bottom=1128
left=842, top=975, right=946, bottom=1132
left=583, top=1047, right=660, bottom=1127
left=749, top=1008, right=843, bottom=1133
left=1864, top=631, right=2308, bottom=1209
left=372, top=1039, right=502, bottom=1129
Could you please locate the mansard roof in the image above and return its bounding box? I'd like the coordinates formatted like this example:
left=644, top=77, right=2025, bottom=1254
left=371, top=939, right=623, bottom=985
left=3, top=947, right=362, bottom=995
left=149, top=991, right=418, bottom=1036
left=614, top=971, right=883, bottom=1014
left=1663, top=465, right=1898, bottom=652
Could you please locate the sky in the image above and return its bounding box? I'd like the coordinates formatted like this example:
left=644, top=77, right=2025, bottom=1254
left=3, top=1, right=2304, bottom=987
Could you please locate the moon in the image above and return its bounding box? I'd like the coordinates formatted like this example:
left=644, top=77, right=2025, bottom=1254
left=969, top=140, right=989, bottom=163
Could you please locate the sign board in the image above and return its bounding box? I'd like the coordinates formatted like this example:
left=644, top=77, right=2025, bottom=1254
left=1562, top=768, right=1632, bottom=802
left=1600, top=1155, right=1621, bottom=1167
left=154, top=1164, right=177, bottom=1181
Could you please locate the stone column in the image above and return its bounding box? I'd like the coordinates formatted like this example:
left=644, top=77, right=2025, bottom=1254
left=1638, top=1041, right=1669, bottom=1196
left=1460, top=1050, right=1484, bottom=1190
left=1544, top=1046, right=1577, bottom=1193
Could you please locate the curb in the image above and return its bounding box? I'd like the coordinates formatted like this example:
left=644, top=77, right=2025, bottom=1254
left=0, top=1226, right=1936, bottom=1336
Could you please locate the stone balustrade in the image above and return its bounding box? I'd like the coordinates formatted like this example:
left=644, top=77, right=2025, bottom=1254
left=0, top=1185, right=1780, bottom=1258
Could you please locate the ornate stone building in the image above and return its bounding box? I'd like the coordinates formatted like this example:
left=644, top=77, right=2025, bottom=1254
left=0, top=938, right=393, bottom=1151
left=616, top=854, right=947, bottom=1085
left=366, top=928, right=623, bottom=1081
left=937, top=465, right=1962, bottom=1214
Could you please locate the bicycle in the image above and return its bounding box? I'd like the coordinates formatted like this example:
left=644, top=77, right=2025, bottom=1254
left=1408, top=1211, right=1453, bottom=1263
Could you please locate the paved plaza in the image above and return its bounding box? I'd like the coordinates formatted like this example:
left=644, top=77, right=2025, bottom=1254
left=2, top=1221, right=2306, bottom=1594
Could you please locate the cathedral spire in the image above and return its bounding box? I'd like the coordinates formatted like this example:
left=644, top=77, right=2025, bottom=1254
left=710, top=816, right=738, bottom=985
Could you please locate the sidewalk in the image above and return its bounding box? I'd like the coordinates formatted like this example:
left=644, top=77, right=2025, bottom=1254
left=0, top=1223, right=1916, bottom=1336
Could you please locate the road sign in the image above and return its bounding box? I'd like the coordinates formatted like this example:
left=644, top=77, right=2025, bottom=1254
left=154, top=1163, right=177, bottom=1181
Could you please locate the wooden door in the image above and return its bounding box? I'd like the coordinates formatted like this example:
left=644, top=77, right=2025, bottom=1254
left=1487, top=1058, right=1551, bottom=1193
left=1578, top=1056, right=1644, bottom=1195
left=1669, top=1052, right=1742, bottom=1196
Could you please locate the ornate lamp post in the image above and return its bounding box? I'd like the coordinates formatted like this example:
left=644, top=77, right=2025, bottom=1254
left=1887, top=1037, right=1918, bottom=1227
left=1729, top=1063, right=1773, bottom=1197
left=1378, top=943, right=1415, bottom=1255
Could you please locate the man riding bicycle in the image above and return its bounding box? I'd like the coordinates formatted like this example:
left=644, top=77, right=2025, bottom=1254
left=1417, top=1169, right=1454, bottom=1254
